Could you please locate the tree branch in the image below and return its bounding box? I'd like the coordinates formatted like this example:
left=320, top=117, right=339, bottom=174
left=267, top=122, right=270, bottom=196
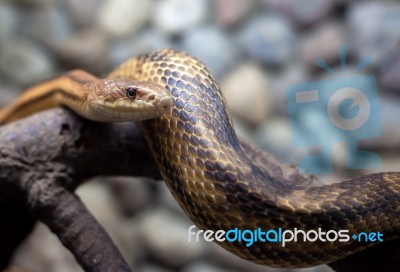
left=0, top=108, right=160, bottom=271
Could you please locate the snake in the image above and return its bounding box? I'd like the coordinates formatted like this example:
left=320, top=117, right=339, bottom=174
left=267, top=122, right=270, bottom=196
left=0, top=49, right=399, bottom=268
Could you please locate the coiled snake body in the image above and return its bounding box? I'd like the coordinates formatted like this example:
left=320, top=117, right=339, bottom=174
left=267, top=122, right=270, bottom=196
left=1, top=49, right=399, bottom=268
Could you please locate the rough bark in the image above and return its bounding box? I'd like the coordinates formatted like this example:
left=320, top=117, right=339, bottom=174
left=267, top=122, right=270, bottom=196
left=0, top=108, right=159, bottom=272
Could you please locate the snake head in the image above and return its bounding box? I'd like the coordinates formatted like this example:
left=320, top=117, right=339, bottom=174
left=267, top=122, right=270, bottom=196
left=90, top=77, right=173, bottom=122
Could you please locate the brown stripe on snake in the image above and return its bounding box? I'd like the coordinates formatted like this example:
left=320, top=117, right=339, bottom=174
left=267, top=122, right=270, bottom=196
left=1, top=49, right=399, bottom=268
left=0, top=70, right=173, bottom=125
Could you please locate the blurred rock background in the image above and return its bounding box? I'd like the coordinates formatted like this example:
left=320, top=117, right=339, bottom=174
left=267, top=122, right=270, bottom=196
left=0, top=0, right=399, bottom=271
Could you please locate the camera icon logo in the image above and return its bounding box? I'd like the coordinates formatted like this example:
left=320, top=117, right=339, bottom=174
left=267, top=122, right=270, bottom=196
left=327, top=86, right=370, bottom=131
left=286, top=46, right=381, bottom=174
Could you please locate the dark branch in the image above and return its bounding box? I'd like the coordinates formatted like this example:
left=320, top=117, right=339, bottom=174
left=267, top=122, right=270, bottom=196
left=0, top=108, right=160, bottom=271
left=30, top=182, right=132, bottom=272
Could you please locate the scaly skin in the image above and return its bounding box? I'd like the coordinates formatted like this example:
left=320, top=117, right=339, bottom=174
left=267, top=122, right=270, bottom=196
left=109, top=49, right=400, bottom=268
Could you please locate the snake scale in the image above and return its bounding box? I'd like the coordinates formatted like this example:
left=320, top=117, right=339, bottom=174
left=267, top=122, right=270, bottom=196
left=1, top=49, right=399, bottom=268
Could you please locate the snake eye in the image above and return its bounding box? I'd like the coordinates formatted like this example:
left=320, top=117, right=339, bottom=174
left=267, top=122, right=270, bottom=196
left=126, top=87, right=137, bottom=98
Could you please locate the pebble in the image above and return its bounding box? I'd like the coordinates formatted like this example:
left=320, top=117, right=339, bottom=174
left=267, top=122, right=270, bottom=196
left=18, top=6, right=72, bottom=48
left=291, top=107, right=349, bottom=173
left=182, top=262, right=233, bottom=272
left=137, top=264, right=173, bottom=272
left=220, top=62, right=273, bottom=126
left=0, top=38, right=55, bottom=86
left=231, top=117, right=255, bottom=143
left=207, top=242, right=334, bottom=272
left=65, top=0, right=102, bottom=28
left=361, top=95, right=400, bottom=149
left=262, top=0, right=335, bottom=26
left=0, top=3, right=17, bottom=44
left=214, top=0, right=257, bottom=27
left=205, top=242, right=273, bottom=272
left=11, top=223, right=82, bottom=272
left=379, top=53, right=400, bottom=94
left=238, top=15, right=296, bottom=66
left=254, top=117, right=296, bottom=163
left=76, top=179, right=143, bottom=267
left=97, top=0, right=153, bottom=37
left=56, top=30, right=109, bottom=74
left=157, top=181, right=187, bottom=215
left=153, top=0, right=208, bottom=35
left=138, top=208, right=205, bottom=268
left=268, top=63, right=310, bottom=115
left=107, top=177, right=154, bottom=216
left=182, top=26, right=240, bottom=77
left=12, top=0, right=56, bottom=6
left=0, top=85, right=19, bottom=108
left=377, top=154, right=400, bottom=174
left=301, top=21, right=345, bottom=68
left=110, top=29, right=172, bottom=67
left=347, top=1, right=400, bottom=65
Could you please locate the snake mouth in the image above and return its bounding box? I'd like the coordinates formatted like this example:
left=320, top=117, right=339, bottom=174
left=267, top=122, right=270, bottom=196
left=156, top=96, right=173, bottom=112
left=137, top=89, right=173, bottom=115
left=92, top=93, right=173, bottom=122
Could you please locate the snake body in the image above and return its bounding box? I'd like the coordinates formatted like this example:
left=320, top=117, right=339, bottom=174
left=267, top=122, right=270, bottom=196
left=1, top=49, right=399, bottom=268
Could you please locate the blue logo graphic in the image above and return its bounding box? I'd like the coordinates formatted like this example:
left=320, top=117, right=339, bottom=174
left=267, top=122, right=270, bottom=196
left=287, top=46, right=381, bottom=174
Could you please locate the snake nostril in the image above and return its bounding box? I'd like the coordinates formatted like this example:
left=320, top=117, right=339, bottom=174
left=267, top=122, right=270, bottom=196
left=148, top=94, right=155, bottom=101
left=158, top=97, right=173, bottom=111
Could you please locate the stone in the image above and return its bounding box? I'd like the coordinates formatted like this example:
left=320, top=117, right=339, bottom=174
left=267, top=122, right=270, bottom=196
left=153, top=0, right=208, bottom=34
left=361, top=95, right=400, bottom=149
left=0, top=85, right=19, bottom=108
left=76, top=179, right=143, bottom=268
left=206, top=241, right=334, bottom=272
left=19, top=6, right=72, bottom=48
left=137, top=264, right=173, bottom=272
left=138, top=208, right=204, bottom=268
left=254, top=117, right=295, bottom=163
left=377, top=153, right=400, bottom=174
left=347, top=1, right=400, bottom=65
left=157, top=181, right=186, bottom=215
left=182, top=262, right=232, bottom=272
left=289, top=105, right=350, bottom=172
left=12, top=0, right=56, bottom=6
left=268, top=63, right=310, bottom=114
left=220, top=62, right=273, bottom=126
left=65, top=0, right=102, bottom=28
left=262, top=0, right=335, bottom=26
left=238, top=15, right=296, bottom=66
left=11, top=223, right=83, bottom=272
left=379, top=53, right=400, bottom=94
left=107, top=177, right=153, bottom=216
left=56, top=30, right=109, bottom=74
left=301, top=21, right=345, bottom=68
left=0, top=38, right=55, bottom=86
left=214, top=0, right=257, bottom=27
left=205, top=242, right=274, bottom=272
left=0, top=2, right=17, bottom=44
left=110, top=29, right=172, bottom=67
left=97, top=0, right=153, bottom=37
left=182, top=27, right=240, bottom=77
